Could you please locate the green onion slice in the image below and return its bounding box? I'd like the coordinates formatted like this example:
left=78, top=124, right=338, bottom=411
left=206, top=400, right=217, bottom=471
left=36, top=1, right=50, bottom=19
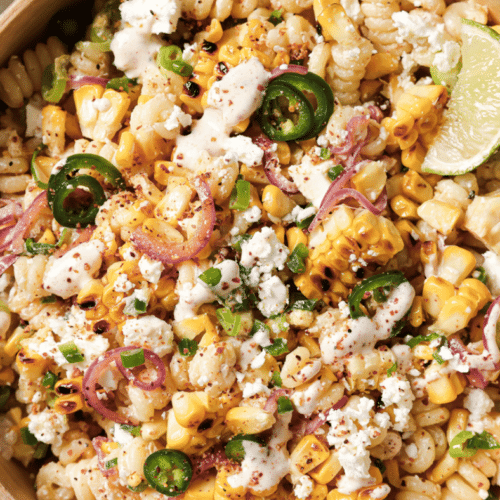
left=264, top=338, right=288, bottom=356
left=42, top=371, right=58, bottom=390
left=287, top=243, right=308, bottom=274
left=106, top=458, right=118, bottom=469
left=0, top=386, right=11, bottom=408
left=33, top=442, right=49, bottom=459
left=387, top=362, right=397, bottom=376
left=271, top=371, right=282, bottom=387
left=216, top=308, right=242, bottom=337
left=199, top=267, right=222, bottom=287
left=58, top=341, right=85, bottom=363
left=269, top=9, right=283, bottom=25
left=106, top=76, right=138, bottom=92
left=229, top=179, right=251, bottom=211
left=406, top=332, right=441, bottom=349
left=277, top=396, right=293, bottom=413
left=157, top=46, right=193, bottom=77
left=20, top=427, right=38, bottom=446
left=120, top=424, right=142, bottom=437
left=144, top=449, right=193, bottom=496
left=120, top=348, right=145, bottom=369
left=328, top=164, right=344, bottom=181
left=178, top=338, right=198, bottom=357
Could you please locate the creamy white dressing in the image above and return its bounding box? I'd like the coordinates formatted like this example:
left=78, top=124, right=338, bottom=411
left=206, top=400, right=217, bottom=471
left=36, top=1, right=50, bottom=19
left=228, top=413, right=292, bottom=492
left=42, top=240, right=105, bottom=299
left=174, top=58, right=269, bottom=170
left=320, top=281, right=415, bottom=368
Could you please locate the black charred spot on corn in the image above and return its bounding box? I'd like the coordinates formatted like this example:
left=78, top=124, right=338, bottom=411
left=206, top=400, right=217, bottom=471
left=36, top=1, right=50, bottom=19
left=202, top=40, right=217, bottom=54
left=183, top=81, right=200, bottom=97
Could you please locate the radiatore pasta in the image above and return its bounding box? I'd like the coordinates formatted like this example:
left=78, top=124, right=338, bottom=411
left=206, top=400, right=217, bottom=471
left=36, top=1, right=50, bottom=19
left=0, top=0, right=500, bottom=499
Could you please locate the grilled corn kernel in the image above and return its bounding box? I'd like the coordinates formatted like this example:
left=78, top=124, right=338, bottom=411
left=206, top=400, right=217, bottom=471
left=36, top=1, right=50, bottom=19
left=309, top=451, right=342, bottom=484
left=262, top=185, right=296, bottom=218
left=364, top=53, right=399, bottom=80
left=427, top=372, right=467, bottom=404
left=437, top=246, right=476, bottom=286
left=290, top=435, right=330, bottom=475
left=390, top=195, right=419, bottom=220
left=422, top=276, right=456, bottom=318
left=401, top=170, right=433, bottom=203
left=417, top=199, right=463, bottom=235
left=225, top=407, right=276, bottom=434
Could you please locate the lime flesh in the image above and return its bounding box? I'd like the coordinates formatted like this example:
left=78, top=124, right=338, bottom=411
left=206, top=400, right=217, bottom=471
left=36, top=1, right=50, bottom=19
left=422, top=20, right=500, bottom=175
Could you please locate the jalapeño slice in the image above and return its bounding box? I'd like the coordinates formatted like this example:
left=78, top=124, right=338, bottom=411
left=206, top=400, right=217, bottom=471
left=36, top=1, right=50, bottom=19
left=257, top=82, right=314, bottom=142
left=272, top=72, right=334, bottom=139
left=144, top=449, right=192, bottom=496
left=225, top=434, right=266, bottom=463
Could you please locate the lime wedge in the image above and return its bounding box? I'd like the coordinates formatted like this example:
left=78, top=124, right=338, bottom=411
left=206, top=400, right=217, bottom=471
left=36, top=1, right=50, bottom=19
left=422, top=20, right=500, bottom=175
left=430, top=61, right=461, bottom=94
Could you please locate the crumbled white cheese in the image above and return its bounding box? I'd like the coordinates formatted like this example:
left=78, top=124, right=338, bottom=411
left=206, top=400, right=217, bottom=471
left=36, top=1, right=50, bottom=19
left=122, top=315, right=174, bottom=357
left=250, top=350, right=267, bottom=369
left=92, top=98, right=112, bottom=112
left=257, top=275, right=288, bottom=318
left=28, top=409, right=69, bottom=447
left=433, top=41, right=461, bottom=73
left=113, top=423, right=134, bottom=446
left=138, top=255, right=164, bottom=284
left=119, top=0, right=181, bottom=35
left=123, top=288, right=151, bottom=316
left=294, top=475, right=314, bottom=499
left=114, top=273, right=135, bottom=293
left=242, top=378, right=270, bottom=398
left=482, top=250, right=500, bottom=296
left=164, top=105, right=192, bottom=131
left=464, top=388, right=494, bottom=433
left=243, top=206, right=262, bottom=224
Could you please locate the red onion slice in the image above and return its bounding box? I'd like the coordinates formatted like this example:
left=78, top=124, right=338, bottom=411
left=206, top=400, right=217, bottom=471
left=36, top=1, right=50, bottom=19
left=331, top=115, right=370, bottom=156
left=92, top=437, right=118, bottom=478
left=131, top=177, right=215, bottom=265
left=83, top=346, right=166, bottom=425
left=270, top=64, right=308, bottom=80
left=368, top=105, right=384, bottom=123
left=116, top=348, right=166, bottom=391
left=254, top=136, right=298, bottom=195
left=482, top=296, right=500, bottom=369
left=0, top=199, right=22, bottom=226
left=0, top=191, right=49, bottom=254
left=466, top=368, right=489, bottom=389
left=293, top=395, right=348, bottom=436
left=69, top=75, right=109, bottom=89
left=0, top=254, right=18, bottom=275
left=192, top=446, right=229, bottom=480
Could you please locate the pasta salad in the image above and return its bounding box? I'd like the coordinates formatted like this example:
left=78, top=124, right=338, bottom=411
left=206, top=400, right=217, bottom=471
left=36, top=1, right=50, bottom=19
left=0, top=0, right=500, bottom=499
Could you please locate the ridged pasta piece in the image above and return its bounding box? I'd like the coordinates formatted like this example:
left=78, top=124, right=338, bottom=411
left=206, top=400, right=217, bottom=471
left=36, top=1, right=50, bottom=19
left=0, top=37, right=67, bottom=108
left=360, top=0, right=410, bottom=55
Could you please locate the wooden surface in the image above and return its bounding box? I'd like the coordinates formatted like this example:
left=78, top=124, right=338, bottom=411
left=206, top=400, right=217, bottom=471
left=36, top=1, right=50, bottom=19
left=0, top=0, right=76, bottom=66
left=0, top=456, right=36, bottom=500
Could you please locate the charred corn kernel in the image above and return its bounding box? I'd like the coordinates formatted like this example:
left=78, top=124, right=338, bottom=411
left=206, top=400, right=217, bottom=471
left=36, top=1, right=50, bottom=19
left=154, top=160, right=184, bottom=185
left=417, top=199, right=462, bottom=235
left=4, top=327, right=31, bottom=357
left=74, top=85, right=104, bottom=135
left=77, top=279, right=104, bottom=306
left=218, top=43, right=241, bottom=66
left=428, top=453, right=459, bottom=484
left=459, top=279, right=491, bottom=311
left=397, top=93, right=433, bottom=118
left=350, top=210, right=382, bottom=246
left=8, top=407, right=22, bottom=425
left=205, top=19, right=223, bottom=42
left=55, top=377, right=83, bottom=395
left=327, top=489, right=358, bottom=500
left=290, top=435, right=330, bottom=475
left=360, top=80, right=383, bottom=102
left=53, top=394, right=84, bottom=414
left=262, top=185, right=296, bottom=218
left=286, top=227, right=308, bottom=251
left=402, top=170, right=433, bottom=203
left=310, top=451, right=342, bottom=484
left=185, top=473, right=216, bottom=500
left=167, top=409, right=194, bottom=449
left=276, top=142, right=291, bottom=164
left=390, top=195, right=419, bottom=219
left=37, top=229, right=56, bottom=245
left=214, top=465, right=246, bottom=500
left=240, top=163, right=268, bottom=184
left=391, top=111, right=415, bottom=138
left=435, top=295, right=477, bottom=334
left=0, top=367, right=15, bottom=384
left=407, top=84, right=447, bottom=108
left=65, top=112, right=82, bottom=139
left=437, top=246, right=476, bottom=285
left=397, top=128, right=419, bottom=150
left=92, top=88, right=130, bottom=140
left=402, top=141, right=426, bottom=172
left=422, top=276, right=456, bottom=318
left=413, top=344, right=434, bottom=360
left=410, top=296, right=425, bottom=327
left=420, top=240, right=437, bottom=267
left=427, top=372, right=466, bottom=404
left=416, top=111, right=439, bottom=135
left=225, top=407, right=276, bottom=434
left=16, top=349, right=47, bottom=377
left=386, top=173, right=404, bottom=199
left=395, top=219, right=423, bottom=249
left=318, top=4, right=357, bottom=44
left=364, top=53, right=399, bottom=80
left=116, top=130, right=137, bottom=169
left=351, top=161, right=386, bottom=202
left=42, top=105, right=66, bottom=155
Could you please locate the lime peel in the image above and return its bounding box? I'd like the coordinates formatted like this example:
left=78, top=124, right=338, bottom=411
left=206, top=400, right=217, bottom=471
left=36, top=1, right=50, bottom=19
left=422, top=19, right=500, bottom=176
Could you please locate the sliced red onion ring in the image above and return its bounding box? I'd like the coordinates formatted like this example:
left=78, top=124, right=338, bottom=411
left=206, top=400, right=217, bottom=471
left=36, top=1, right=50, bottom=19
left=0, top=254, right=18, bottom=275
left=0, top=199, right=22, bottom=226
left=368, top=105, right=384, bottom=123
left=131, top=177, right=215, bottom=265
left=83, top=346, right=166, bottom=425
left=331, top=115, right=370, bottom=156
left=69, top=75, right=109, bottom=89
left=116, top=348, right=166, bottom=391
left=254, top=136, right=298, bottom=195
left=482, top=296, right=500, bottom=369
left=54, top=226, right=95, bottom=258
left=92, top=437, right=118, bottom=478
left=263, top=388, right=291, bottom=414
left=0, top=191, right=49, bottom=254
left=270, top=64, right=308, bottom=80
left=466, top=368, right=488, bottom=389
left=192, top=446, right=229, bottom=480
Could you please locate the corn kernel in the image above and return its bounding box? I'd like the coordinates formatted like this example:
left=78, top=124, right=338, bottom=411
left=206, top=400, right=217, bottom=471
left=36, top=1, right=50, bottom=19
left=436, top=246, right=476, bottom=286
left=402, top=170, right=433, bottom=203
left=290, top=435, right=330, bottom=475
left=417, top=200, right=462, bottom=235
left=310, top=451, right=342, bottom=484
left=262, top=185, right=296, bottom=218
left=225, top=407, right=276, bottom=434
left=422, top=276, right=456, bottom=318
left=390, top=195, right=419, bottom=220
left=427, top=372, right=466, bottom=404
